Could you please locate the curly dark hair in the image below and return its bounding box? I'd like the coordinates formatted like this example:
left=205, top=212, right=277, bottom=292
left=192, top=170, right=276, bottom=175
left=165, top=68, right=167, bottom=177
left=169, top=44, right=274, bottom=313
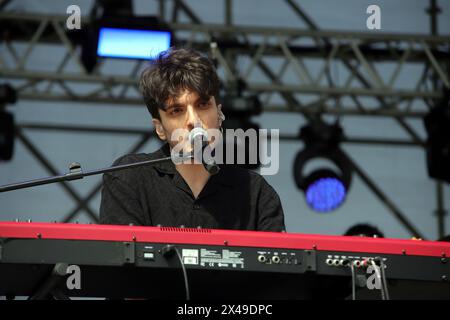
left=139, top=47, right=221, bottom=120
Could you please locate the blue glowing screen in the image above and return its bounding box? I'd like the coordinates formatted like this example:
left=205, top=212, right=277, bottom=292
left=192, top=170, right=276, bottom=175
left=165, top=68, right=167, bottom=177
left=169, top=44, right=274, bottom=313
left=97, top=27, right=171, bottom=59
left=305, top=177, right=347, bottom=212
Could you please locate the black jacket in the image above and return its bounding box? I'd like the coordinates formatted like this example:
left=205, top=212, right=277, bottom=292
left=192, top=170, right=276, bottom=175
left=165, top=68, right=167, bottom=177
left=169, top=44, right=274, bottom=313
left=100, top=144, right=285, bottom=231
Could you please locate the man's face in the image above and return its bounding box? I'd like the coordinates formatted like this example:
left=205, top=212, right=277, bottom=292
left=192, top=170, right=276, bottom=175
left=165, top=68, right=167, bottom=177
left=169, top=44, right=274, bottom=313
left=152, top=89, right=221, bottom=150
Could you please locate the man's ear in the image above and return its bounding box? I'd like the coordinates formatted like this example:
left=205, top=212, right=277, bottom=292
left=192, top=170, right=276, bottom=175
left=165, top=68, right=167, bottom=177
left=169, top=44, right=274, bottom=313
left=217, top=104, right=225, bottom=125
left=152, top=119, right=166, bottom=141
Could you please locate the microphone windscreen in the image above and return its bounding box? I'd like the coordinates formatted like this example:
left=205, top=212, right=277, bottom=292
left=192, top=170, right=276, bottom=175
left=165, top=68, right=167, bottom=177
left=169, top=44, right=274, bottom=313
left=189, top=127, right=208, bottom=145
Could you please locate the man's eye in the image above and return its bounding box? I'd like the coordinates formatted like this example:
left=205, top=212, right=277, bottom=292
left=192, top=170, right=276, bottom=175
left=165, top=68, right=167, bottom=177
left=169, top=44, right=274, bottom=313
left=198, top=101, right=210, bottom=108
left=169, top=107, right=183, bottom=115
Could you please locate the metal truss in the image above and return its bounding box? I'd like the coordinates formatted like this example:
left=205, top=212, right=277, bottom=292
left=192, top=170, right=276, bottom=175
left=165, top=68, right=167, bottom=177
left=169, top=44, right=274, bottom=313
left=12, top=125, right=156, bottom=224
left=1, top=9, right=449, bottom=117
left=1, top=0, right=449, bottom=238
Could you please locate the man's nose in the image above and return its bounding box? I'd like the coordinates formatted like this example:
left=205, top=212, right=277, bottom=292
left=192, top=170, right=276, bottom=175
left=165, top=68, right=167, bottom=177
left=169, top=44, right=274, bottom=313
left=185, top=105, right=200, bottom=130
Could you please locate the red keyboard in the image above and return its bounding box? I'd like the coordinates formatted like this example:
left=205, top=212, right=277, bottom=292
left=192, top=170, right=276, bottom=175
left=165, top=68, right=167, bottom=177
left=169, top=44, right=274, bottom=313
left=1, top=222, right=449, bottom=299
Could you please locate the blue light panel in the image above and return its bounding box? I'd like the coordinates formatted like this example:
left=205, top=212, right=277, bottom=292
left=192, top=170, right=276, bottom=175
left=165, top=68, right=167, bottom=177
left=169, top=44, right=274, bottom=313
left=97, top=27, right=171, bottom=59
left=305, top=177, right=347, bottom=212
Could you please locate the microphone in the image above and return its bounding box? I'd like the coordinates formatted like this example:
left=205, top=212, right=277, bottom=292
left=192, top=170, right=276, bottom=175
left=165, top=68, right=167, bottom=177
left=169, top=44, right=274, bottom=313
left=188, top=127, right=220, bottom=175
left=188, top=126, right=209, bottom=147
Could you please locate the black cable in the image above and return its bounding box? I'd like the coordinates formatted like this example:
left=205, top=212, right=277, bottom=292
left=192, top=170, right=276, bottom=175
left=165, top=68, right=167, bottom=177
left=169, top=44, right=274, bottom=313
left=350, top=261, right=357, bottom=301
left=161, top=244, right=190, bottom=300
left=173, top=247, right=190, bottom=301
left=379, top=259, right=390, bottom=300
left=371, top=260, right=385, bottom=300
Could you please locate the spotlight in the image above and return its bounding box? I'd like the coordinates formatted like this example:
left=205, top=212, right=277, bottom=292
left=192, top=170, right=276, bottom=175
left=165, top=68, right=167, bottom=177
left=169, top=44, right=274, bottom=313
left=221, top=82, right=262, bottom=169
left=222, top=95, right=262, bottom=117
left=222, top=78, right=262, bottom=117
left=0, top=83, right=17, bottom=104
left=222, top=117, right=261, bottom=170
left=0, top=84, right=17, bottom=161
left=344, top=223, right=384, bottom=238
left=97, top=27, right=171, bottom=60
left=74, top=0, right=173, bottom=73
left=0, top=111, right=14, bottom=161
left=303, top=169, right=347, bottom=212
left=294, top=120, right=352, bottom=212
left=94, top=14, right=172, bottom=61
left=424, top=90, right=450, bottom=183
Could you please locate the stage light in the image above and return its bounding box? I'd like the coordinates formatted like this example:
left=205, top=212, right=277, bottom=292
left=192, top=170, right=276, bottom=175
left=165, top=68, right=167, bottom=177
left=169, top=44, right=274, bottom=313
left=75, top=0, right=173, bottom=72
left=304, top=169, right=347, bottom=212
left=222, top=117, right=261, bottom=170
left=220, top=81, right=262, bottom=170
left=97, top=27, right=171, bottom=60
left=344, top=223, right=384, bottom=238
left=424, top=90, right=450, bottom=183
left=222, top=95, right=262, bottom=117
left=294, top=120, right=352, bottom=213
left=0, top=84, right=17, bottom=161
left=0, top=83, right=17, bottom=105
left=0, top=111, right=14, bottom=161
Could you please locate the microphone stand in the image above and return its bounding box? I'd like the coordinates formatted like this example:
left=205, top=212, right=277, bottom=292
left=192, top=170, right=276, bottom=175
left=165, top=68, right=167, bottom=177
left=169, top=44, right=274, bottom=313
left=0, top=151, right=216, bottom=301
left=0, top=154, right=193, bottom=193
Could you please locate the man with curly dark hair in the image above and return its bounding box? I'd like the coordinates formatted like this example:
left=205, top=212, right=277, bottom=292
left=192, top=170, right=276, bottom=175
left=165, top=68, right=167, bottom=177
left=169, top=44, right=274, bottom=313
left=99, top=47, right=285, bottom=231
